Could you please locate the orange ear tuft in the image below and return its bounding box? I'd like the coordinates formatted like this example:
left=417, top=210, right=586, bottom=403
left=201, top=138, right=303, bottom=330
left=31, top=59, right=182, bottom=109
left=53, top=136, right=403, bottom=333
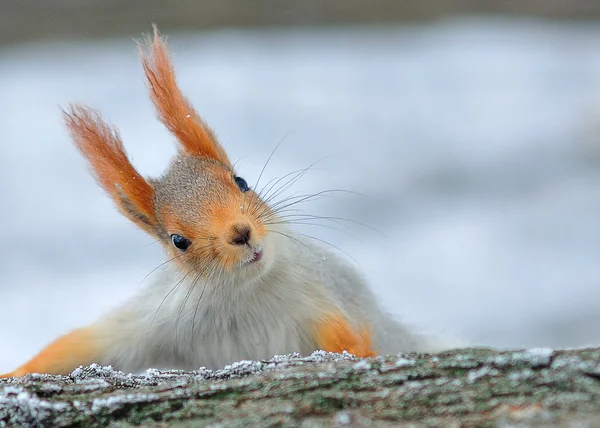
left=140, top=25, right=230, bottom=166
left=63, top=105, right=157, bottom=235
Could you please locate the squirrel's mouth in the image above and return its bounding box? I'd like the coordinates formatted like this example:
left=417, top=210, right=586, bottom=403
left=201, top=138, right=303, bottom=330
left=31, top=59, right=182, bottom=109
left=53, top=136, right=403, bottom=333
left=243, top=248, right=263, bottom=266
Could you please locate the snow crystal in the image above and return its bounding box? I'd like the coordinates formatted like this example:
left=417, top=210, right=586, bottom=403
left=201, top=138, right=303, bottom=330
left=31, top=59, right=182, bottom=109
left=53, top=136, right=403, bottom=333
left=467, top=366, right=499, bottom=383
left=404, top=380, right=427, bottom=390
left=0, top=385, right=69, bottom=425
left=145, top=368, right=161, bottom=377
left=270, top=353, right=302, bottom=361
left=0, top=386, right=24, bottom=396
left=305, top=350, right=356, bottom=362
left=523, top=348, right=554, bottom=367
left=71, top=378, right=111, bottom=393
left=490, top=354, right=511, bottom=368
left=194, top=360, right=266, bottom=381
left=334, top=411, right=352, bottom=426
left=450, top=379, right=463, bottom=387
left=36, top=383, right=63, bottom=394
left=395, top=357, right=416, bottom=367
left=508, top=369, right=534, bottom=383
left=69, top=363, right=169, bottom=387
left=186, top=351, right=358, bottom=380
left=221, top=360, right=264, bottom=376
left=352, top=360, right=372, bottom=371
left=434, top=377, right=450, bottom=386
left=488, top=349, right=554, bottom=369
left=71, top=363, right=118, bottom=380
left=25, top=373, right=56, bottom=381
left=91, top=393, right=160, bottom=414
left=278, top=402, right=295, bottom=414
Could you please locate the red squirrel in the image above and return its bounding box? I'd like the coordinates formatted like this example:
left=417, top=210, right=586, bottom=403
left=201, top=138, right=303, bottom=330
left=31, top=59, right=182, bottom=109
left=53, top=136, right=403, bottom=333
left=1, top=27, right=445, bottom=378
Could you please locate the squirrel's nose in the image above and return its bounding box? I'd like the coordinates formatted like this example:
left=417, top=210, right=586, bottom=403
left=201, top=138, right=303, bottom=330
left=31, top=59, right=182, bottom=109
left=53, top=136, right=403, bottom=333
left=229, top=223, right=251, bottom=246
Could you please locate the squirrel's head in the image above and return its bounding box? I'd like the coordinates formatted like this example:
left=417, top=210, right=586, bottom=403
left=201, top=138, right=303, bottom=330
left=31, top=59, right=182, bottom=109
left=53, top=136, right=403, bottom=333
left=63, top=27, right=278, bottom=283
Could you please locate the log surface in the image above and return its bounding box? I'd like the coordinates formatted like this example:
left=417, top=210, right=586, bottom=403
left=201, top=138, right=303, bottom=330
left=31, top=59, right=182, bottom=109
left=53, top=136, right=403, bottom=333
left=2, top=348, right=600, bottom=427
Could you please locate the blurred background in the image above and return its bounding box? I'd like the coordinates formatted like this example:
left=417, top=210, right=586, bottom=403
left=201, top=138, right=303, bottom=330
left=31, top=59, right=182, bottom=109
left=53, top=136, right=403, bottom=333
left=1, top=1, right=600, bottom=372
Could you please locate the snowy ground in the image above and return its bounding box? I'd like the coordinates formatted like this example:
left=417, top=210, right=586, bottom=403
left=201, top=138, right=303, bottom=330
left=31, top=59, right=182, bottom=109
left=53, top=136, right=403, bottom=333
left=1, top=17, right=600, bottom=373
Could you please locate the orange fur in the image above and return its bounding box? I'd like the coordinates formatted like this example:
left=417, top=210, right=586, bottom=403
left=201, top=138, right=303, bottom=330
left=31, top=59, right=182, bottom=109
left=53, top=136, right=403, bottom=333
left=162, top=202, right=264, bottom=271
left=140, top=26, right=230, bottom=166
left=63, top=106, right=157, bottom=235
left=0, top=327, right=101, bottom=377
left=160, top=166, right=267, bottom=270
left=314, top=314, right=376, bottom=358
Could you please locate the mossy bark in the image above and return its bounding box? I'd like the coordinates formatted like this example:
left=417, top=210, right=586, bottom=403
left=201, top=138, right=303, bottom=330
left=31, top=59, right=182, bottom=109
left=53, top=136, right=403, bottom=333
left=2, top=348, right=600, bottom=427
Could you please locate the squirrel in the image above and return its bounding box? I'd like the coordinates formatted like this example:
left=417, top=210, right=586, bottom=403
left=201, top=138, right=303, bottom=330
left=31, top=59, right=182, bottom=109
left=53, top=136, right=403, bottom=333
left=1, top=27, right=447, bottom=378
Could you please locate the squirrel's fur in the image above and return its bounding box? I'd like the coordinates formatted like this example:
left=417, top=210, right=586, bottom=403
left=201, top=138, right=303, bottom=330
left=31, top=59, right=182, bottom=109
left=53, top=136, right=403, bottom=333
left=1, top=27, right=446, bottom=378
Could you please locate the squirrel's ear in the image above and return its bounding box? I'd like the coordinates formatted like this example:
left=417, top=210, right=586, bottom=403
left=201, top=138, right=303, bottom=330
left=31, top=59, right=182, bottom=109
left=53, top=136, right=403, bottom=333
left=63, top=105, right=158, bottom=236
left=140, top=25, right=231, bottom=167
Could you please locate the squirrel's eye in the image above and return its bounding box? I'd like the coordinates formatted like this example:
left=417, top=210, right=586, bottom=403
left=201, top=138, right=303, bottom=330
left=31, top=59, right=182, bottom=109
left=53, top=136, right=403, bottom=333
left=234, top=176, right=250, bottom=193
left=171, top=234, right=191, bottom=251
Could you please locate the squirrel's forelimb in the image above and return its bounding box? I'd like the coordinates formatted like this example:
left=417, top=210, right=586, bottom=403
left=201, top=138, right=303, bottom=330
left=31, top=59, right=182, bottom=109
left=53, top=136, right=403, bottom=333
left=0, top=327, right=101, bottom=377
left=0, top=311, right=376, bottom=377
left=314, top=314, right=376, bottom=358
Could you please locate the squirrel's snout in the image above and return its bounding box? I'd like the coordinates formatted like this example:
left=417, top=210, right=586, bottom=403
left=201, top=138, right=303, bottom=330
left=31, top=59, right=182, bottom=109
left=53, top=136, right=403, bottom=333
left=229, top=223, right=252, bottom=246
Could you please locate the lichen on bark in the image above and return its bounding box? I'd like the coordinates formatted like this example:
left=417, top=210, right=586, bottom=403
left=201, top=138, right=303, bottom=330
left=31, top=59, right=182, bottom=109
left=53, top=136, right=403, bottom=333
left=2, top=348, right=600, bottom=427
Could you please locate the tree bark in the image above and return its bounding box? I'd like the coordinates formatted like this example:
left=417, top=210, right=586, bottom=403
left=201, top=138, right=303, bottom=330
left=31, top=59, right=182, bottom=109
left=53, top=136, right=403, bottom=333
left=2, top=348, right=600, bottom=427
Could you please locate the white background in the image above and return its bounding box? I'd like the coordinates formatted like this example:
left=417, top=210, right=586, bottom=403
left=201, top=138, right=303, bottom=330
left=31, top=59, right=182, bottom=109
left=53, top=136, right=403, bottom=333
left=1, top=18, right=600, bottom=372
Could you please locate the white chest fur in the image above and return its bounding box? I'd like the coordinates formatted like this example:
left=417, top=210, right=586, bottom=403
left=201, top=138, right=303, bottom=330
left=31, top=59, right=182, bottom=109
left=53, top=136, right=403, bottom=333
left=98, top=263, right=322, bottom=372
left=90, top=234, right=441, bottom=374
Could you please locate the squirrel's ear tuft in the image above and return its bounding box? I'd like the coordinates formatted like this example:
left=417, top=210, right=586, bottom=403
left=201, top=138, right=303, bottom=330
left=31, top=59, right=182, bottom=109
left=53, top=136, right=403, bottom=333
left=139, top=25, right=231, bottom=167
left=63, top=105, right=158, bottom=236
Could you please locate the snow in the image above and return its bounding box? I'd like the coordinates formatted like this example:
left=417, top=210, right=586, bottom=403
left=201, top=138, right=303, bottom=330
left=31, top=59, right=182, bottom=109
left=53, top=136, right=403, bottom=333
left=488, top=348, right=555, bottom=369
left=395, top=357, right=416, bottom=368
left=0, top=349, right=368, bottom=424
left=71, top=363, right=117, bottom=380
left=467, top=366, right=500, bottom=383
left=1, top=17, right=600, bottom=373
left=523, top=348, right=555, bottom=367
left=91, top=393, right=160, bottom=414
left=351, top=360, right=372, bottom=371
left=508, top=369, right=535, bottom=383
left=334, top=411, right=352, bottom=426
left=0, top=386, right=69, bottom=425
left=74, top=351, right=356, bottom=384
